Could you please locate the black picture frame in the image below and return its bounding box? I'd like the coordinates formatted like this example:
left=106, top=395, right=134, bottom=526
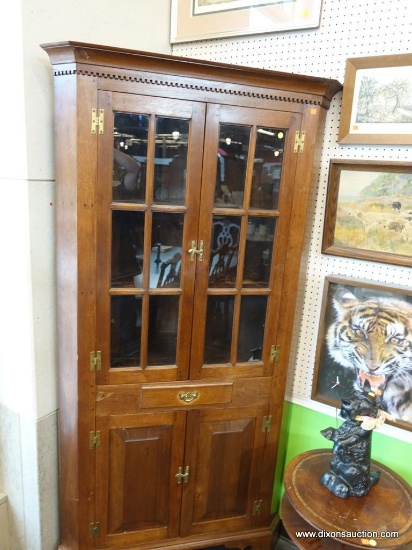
left=312, top=275, right=412, bottom=431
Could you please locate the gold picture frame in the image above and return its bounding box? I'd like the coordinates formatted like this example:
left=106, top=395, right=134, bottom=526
left=312, top=275, right=412, bottom=432
left=170, top=0, right=323, bottom=43
left=338, top=53, right=412, bottom=144
left=321, top=159, right=412, bottom=266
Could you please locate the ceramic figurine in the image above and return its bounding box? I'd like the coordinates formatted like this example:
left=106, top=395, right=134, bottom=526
left=320, top=391, right=393, bottom=498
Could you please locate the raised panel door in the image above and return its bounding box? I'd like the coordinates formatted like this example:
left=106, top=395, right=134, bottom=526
left=95, top=410, right=186, bottom=548
left=180, top=406, right=268, bottom=537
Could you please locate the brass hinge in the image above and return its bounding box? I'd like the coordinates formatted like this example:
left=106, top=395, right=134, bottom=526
left=262, top=415, right=272, bottom=432
left=294, top=130, right=305, bottom=153
left=90, top=431, right=101, bottom=449
left=90, top=351, right=102, bottom=372
left=90, top=522, right=100, bottom=538
left=253, top=500, right=263, bottom=516
left=270, top=344, right=280, bottom=364
left=91, top=108, right=104, bottom=134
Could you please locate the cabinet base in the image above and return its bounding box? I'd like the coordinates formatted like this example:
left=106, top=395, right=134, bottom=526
left=84, top=526, right=277, bottom=550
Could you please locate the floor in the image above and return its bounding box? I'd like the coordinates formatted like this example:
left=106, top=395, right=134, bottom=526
left=273, top=535, right=298, bottom=549
left=202, top=543, right=297, bottom=550
left=201, top=528, right=298, bottom=550
left=272, top=522, right=298, bottom=550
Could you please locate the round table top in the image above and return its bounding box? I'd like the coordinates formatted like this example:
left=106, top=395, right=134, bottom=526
left=283, top=449, right=412, bottom=549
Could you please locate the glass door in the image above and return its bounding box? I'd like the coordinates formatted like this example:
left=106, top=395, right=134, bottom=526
left=190, top=104, right=302, bottom=379
left=96, top=94, right=302, bottom=385
left=96, top=92, right=205, bottom=385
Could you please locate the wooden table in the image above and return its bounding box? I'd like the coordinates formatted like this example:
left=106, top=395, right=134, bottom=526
left=281, top=449, right=412, bottom=550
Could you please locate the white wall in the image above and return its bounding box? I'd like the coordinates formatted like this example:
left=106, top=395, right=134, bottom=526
left=0, top=1, right=171, bottom=548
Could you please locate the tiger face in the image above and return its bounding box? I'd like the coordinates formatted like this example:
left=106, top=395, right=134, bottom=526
left=327, top=287, right=412, bottom=421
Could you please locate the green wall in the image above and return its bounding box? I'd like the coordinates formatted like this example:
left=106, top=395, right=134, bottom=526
left=272, top=400, right=412, bottom=513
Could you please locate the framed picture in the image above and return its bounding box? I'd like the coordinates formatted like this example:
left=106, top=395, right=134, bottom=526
left=170, top=0, right=323, bottom=43
left=322, top=159, right=412, bottom=267
left=338, top=53, right=412, bottom=144
left=312, top=275, right=412, bottom=431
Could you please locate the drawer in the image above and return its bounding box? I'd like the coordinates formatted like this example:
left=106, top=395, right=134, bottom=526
left=141, top=382, right=233, bottom=408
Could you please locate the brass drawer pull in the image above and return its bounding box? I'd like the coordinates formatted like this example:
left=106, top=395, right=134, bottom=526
left=178, top=391, right=199, bottom=403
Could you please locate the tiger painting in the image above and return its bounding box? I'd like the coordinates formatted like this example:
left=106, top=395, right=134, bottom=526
left=326, top=287, right=412, bottom=423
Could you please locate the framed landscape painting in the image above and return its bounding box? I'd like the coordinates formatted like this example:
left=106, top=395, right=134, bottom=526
left=312, top=275, right=412, bottom=431
left=170, top=0, right=323, bottom=43
left=322, top=159, right=412, bottom=267
left=338, top=53, right=412, bottom=144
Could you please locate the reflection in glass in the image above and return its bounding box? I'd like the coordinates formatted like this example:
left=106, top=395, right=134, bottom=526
left=154, top=117, right=189, bottom=205
left=147, top=295, right=179, bottom=366
left=204, top=295, right=234, bottom=364
left=237, top=296, right=267, bottom=363
left=110, top=296, right=142, bottom=367
left=250, top=128, right=284, bottom=210
left=209, top=215, right=241, bottom=288
left=243, top=217, right=276, bottom=287
left=151, top=212, right=184, bottom=289
left=113, top=113, right=148, bottom=202
left=111, top=211, right=144, bottom=288
left=214, top=124, right=251, bottom=208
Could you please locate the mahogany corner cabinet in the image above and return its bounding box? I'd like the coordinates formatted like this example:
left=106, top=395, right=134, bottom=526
left=41, top=41, right=341, bottom=550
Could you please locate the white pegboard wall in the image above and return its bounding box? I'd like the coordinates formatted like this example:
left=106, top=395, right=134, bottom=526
left=172, top=0, right=412, bottom=441
left=173, top=0, right=412, bottom=78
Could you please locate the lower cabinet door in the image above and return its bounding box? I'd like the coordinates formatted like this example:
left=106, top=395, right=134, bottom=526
left=95, top=410, right=186, bottom=548
left=180, top=405, right=268, bottom=537
left=95, top=405, right=268, bottom=548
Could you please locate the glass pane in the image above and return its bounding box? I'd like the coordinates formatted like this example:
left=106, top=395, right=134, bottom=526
left=154, top=117, right=189, bottom=205
left=214, top=124, right=251, bottom=208
left=110, top=296, right=142, bottom=367
left=243, top=217, right=276, bottom=287
left=250, top=128, right=285, bottom=210
left=150, top=213, right=184, bottom=289
left=113, top=113, right=148, bottom=202
left=209, top=215, right=241, bottom=288
left=237, top=296, right=267, bottom=363
left=204, top=296, right=234, bottom=364
left=111, top=211, right=144, bottom=288
left=147, top=295, right=179, bottom=366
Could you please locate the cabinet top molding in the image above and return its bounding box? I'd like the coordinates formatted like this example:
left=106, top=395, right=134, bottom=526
left=41, top=41, right=342, bottom=107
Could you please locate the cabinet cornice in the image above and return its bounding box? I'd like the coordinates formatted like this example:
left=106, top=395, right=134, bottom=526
left=41, top=41, right=342, bottom=109
left=53, top=67, right=326, bottom=107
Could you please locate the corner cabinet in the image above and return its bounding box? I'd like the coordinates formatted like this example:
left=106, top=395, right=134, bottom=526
left=42, top=41, right=341, bottom=550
